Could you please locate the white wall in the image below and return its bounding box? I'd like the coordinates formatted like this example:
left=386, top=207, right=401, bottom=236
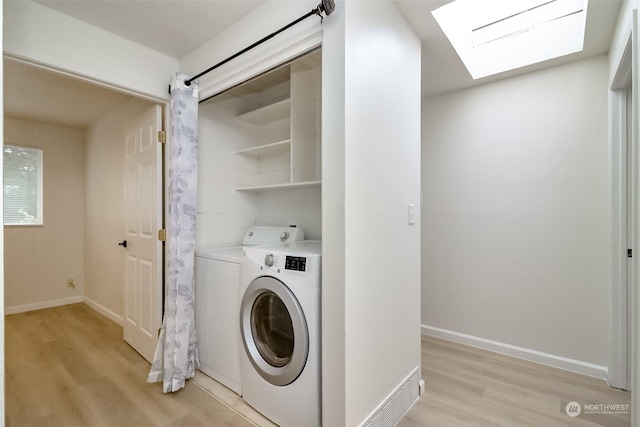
left=3, top=0, right=176, bottom=101
left=421, top=55, right=610, bottom=372
left=196, top=103, right=259, bottom=247
left=323, top=1, right=422, bottom=425
left=257, top=189, right=322, bottom=239
left=4, top=117, right=85, bottom=313
left=197, top=101, right=260, bottom=247
left=84, top=98, right=155, bottom=323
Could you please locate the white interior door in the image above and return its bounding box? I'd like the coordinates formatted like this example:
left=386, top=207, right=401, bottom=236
left=123, top=104, right=163, bottom=362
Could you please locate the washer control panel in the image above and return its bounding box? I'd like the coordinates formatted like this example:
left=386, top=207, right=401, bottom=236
left=241, top=226, right=304, bottom=246
left=243, top=242, right=321, bottom=287
left=285, top=256, right=307, bottom=272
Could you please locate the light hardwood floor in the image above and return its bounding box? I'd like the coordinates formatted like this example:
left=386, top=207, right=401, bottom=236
left=6, top=304, right=631, bottom=426
left=399, top=335, right=631, bottom=427
left=5, top=304, right=256, bottom=427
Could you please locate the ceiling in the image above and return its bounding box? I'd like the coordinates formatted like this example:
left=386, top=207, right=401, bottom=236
left=4, top=60, right=134, bottom=129
left=33, top=0, right=265, bottom=59
left=4, top=0, right=622, bottom=128
left=396, top=0, right=622, bottom=97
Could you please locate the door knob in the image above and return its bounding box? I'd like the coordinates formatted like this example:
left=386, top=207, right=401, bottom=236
left=118, top=240, right=127, bottom=248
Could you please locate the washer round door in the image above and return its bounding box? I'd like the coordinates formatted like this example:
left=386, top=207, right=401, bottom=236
left=240, top=276, right=309, bottom=386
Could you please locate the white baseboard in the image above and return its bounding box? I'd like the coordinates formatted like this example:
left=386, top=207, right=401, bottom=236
left=83, top=297, right=124, bottom=326
left=5, top=296, right=84, bottom=315
left=422, top=325, right=608, bottom=381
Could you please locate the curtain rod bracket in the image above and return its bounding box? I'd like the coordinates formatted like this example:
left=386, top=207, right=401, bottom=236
left=314, top=5, right=324, bottom=23
left=183, top=0, right=335, bottom=87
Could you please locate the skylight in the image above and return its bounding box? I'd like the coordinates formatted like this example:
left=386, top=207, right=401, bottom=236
left=432, top=0, right=588, bottom=79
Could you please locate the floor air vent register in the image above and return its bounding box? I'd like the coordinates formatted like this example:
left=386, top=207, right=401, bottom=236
left=363, top=368, right=421, bottom=427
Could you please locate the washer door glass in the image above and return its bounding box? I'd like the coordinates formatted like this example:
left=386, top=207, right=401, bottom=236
left=241, top=276, right=309, bottom=386
left=251, top=291, right=294, bottom=367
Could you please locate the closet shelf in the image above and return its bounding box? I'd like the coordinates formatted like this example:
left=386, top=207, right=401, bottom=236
left=236, top=139, right=291, bottom=157
left=236, top=98, right=291, bottom=126
left=236, top=181, right=321, bottom=192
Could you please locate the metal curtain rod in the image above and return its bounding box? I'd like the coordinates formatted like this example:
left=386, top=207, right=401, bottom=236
left=184, top=0, right=335, bottom=86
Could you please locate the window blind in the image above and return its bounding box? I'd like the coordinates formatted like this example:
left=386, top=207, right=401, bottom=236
left=4, top=145, right=43, bottom=225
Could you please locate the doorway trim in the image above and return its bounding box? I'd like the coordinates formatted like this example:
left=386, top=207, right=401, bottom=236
left=4, top=52, right=168, bottom=105
left=609, top=32, right=632, bottom=391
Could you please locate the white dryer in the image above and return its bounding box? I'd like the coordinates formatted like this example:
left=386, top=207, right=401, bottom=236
left=194, top=226, right=303, bottom=395
left=239, top=241, right=322, bottom=427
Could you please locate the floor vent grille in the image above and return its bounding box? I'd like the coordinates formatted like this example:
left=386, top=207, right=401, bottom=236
left=363, top=368, right=420, bottom=427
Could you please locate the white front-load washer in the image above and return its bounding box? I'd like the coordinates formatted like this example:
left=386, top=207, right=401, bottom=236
left=239, top=241, right=322, bottom=427
left=194, top=226, right=304, bottom=395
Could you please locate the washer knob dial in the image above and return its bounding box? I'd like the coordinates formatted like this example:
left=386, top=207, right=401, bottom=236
left=280, top=231, right=290, bottom=241
left=265, top=253, right=276, bottom=267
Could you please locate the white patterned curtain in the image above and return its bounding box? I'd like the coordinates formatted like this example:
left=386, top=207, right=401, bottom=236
left=147, top=74, right=200, bottom=393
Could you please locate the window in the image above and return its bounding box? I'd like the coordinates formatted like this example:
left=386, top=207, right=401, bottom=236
left=4, top=145, right=43, bottom=225
left=432, top=0, right=588, bottom=79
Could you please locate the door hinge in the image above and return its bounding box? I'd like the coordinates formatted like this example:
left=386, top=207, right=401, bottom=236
left=158, top=229, right=167, bottom=242
left=628, top=249, right=633, bottom=258
left=157, top=130, right=166, bottom=144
